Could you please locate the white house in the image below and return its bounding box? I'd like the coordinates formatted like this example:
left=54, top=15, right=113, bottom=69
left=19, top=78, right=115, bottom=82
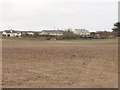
left=39, top=30, right=64, bottom=36
left=73, top=29, right=90, bottom=36
left=2, top=29, right=21, bottom=37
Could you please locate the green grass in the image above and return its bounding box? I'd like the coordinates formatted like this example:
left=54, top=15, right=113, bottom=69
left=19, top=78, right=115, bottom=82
left=2, top=36, right=46, bottom=41
left=2, top=36, right=118, bottom=41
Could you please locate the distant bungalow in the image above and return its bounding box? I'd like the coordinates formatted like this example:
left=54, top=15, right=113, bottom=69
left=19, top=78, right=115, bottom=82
left=39, top=30, right=64, bottom=36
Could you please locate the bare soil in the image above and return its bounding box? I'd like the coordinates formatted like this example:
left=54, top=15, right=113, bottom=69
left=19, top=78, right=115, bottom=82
left=2, top=39, right=118, bottom=88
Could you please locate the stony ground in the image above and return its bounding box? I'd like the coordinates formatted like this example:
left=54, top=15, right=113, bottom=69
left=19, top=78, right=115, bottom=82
left=2, top=39, right=118, bottom=88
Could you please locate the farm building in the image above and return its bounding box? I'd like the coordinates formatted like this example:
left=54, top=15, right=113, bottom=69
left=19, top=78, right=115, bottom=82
left=73, top=29, right=90, bottom=36
left=39, top=30, right=64, bottom=36
left=2, top=29, right=21, bottom=37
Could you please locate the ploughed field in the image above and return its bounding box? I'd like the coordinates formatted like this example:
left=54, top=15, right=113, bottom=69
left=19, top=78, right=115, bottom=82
left=2, top=39, right=118, bottom=88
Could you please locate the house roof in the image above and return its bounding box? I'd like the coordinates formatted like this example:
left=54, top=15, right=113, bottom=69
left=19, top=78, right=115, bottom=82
left=4, top=30, right=17, bottom=33
left=75, top=29, right=89, bottom=32
left=42, top=30, right=64, bottom=33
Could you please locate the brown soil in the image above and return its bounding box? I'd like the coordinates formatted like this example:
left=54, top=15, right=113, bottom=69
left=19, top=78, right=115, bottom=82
left=2, top=39, right=118, bottom=88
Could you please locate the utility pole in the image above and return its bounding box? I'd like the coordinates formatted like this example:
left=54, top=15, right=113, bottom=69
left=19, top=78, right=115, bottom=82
left=8, top=26, right=11, bottom=30
left=54, top=26, right=55, bottom=30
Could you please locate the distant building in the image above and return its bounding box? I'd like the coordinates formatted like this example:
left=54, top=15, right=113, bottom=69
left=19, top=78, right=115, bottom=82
left=73, top=29, right=90, bottom=36
left=96, top=31, right=115, bottom=38
left=26, top=32, right=35, bottom=36
left=2, top=29, right=21, bottom=37
left=90, top=31, right=116, bottom=38
left=39, top=30, right=64, bottom=36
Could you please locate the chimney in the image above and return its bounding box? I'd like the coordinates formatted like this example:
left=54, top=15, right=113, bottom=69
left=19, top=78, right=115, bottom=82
left=10, top=29, right=13, bottom=33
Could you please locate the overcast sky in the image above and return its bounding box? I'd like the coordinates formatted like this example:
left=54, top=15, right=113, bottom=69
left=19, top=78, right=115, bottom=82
left=0, top=0, right=119, bottom=31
